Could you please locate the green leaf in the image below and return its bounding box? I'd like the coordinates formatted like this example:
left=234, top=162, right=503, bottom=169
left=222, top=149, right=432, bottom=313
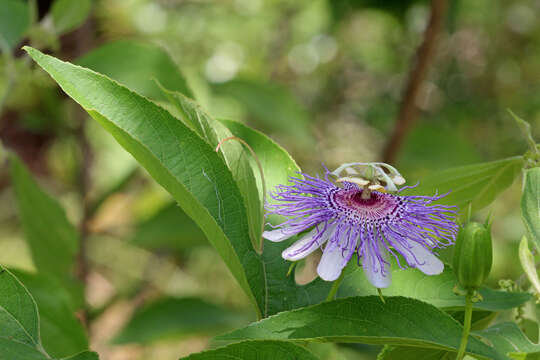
left=0, top=265, right=91, bottom=360
left=475, top=322, right=540, bottom=358
left=0, top=339, right=48, bottom=360
left=113, top=297, right=251, bottom=345
left=61, top=351, right=99, bottom=360
left=217, top=296, right=504, bottom=360
left=51, top=0, right=92, bottom=35
left=521, top=168, right=540, bottom=251
left=213, top=79, right=313, bottom=145
left=9, top=154, right=79, bottom=284
left=76, top=40, right=193, bottom=100
left=0, top=0, right=29, bottom=50
left=218, top=119, right=301, bottom=215
left=180, top=340, right=319, bottom=360
left=404, top=157, right=524, bottom=214
left=216, top=119, right=340, bottom=315
left=338, top=260, right=530, bottom=312
left=519, top=236, right=540, bottom=297
left=11, top=270, right=88, bottom=358
left=158, top=87, right=262, bottom=251
left=24, top=46, right=265, bottom=317
left=0, top=266, right=39, bottom=347
left=131, top=202, right=207, bottom=252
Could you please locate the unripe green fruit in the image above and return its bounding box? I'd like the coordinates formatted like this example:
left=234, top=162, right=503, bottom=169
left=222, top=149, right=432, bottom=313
left=452, top=222, right=493, bottom=290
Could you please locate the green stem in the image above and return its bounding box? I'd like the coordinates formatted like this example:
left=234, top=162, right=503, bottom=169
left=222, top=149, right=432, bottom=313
left=325, top=272, right=345, bottom=302
left=456, top=292, right=473, bottom=360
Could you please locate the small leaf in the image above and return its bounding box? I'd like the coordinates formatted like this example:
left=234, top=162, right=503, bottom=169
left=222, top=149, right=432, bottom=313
left=404, top=157, right=524, bottom=214
left=11, top=270, right=88, bottom=358
left=9, top=154, right=79, bottom=285
left=51, top=0, right=92, bottom=35
left=0, top=338, right=49, bottom=360
left=180, top=340, right=319, bottom=360
left=519, top=236, right=540, bottom=298
left=0, top=266, right=39, bottom=347
left=521, top=168, right=540, bottom=251
left=0, top=0, right=29, bottom=49
left=77, top=40, right=193, bottom=100
left=217, top=296, right=504, bottom=360
left=113, top=297, right=251, bottom=345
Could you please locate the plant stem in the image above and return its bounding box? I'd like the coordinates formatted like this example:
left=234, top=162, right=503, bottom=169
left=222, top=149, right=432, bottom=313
left=325, top=271, right=345, bottom=302
left=456, top=292, right=473, bottom=360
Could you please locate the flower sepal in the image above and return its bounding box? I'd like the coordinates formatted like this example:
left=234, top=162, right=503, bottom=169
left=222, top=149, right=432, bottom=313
left=452, top=221, right=493, bottom=291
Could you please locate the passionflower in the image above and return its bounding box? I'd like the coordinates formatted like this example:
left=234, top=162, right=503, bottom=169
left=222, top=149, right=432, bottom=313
left=263, top=163, right=458, bottom=288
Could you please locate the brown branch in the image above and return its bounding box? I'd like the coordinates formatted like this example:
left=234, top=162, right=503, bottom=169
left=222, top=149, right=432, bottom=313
left=382, top=0, right=448, bottom=164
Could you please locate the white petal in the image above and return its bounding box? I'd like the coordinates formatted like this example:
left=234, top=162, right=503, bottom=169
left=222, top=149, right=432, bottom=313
left=394, top=241, right=444, bottom=275
left=263, top=226, right=300, bottom=242
left=362, top=247, right=391, bottom=288
left=317, top=242, right=346, bottom=281
left=409, top=242, right=444, bottom=275
left=282, top=226, right=333, bottom=261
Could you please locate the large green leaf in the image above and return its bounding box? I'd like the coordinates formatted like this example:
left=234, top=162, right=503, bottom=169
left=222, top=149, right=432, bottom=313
left=338, top=261, right=531, bottom=311
left=521, top=168, right=540, bottom=251
left=217, top=296, right=504, bottom=360
left=9, top=155, right=79, bottom=289
left=113, top=297, right=251, bottom=345
left=25, top=46, right=265, bottom=317
left=51, top=0, right=92, bottom=35
left=0, top=0, right=29, bottom=49
left=11, top=270, right=88, bottom=358
left=404, top=157, right=524, bottom=214
left=180, top=340, right=319, bottom=360
left=76, top=40, right=193, bottom=100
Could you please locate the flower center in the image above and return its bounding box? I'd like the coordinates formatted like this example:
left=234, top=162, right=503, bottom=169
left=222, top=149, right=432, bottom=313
left=332, top=189, right=399, bottom=220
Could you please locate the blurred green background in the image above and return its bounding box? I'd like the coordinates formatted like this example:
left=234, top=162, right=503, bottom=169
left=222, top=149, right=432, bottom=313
left=0, top=0, right=539, bottom=358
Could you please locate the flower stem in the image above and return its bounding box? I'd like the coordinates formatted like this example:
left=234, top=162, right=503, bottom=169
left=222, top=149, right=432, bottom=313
left=326, top=272, right=345, bottom=302
left=456, top=292, right=473, bottom=360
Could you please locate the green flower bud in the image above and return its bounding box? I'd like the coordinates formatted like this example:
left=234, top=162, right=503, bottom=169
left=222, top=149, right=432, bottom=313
left=452, top=222, right=493, bottom=290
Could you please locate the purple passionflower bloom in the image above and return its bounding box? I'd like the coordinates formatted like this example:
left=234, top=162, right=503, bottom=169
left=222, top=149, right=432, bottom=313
left=263, top=168, right=458, bottom=288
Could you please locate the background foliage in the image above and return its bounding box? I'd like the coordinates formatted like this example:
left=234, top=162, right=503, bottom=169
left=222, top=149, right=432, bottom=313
left=1, top=0, right=540, bottom=359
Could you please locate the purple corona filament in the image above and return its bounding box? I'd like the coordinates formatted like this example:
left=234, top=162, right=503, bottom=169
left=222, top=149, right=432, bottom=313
left=263, top=170, right=458, bottom=288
